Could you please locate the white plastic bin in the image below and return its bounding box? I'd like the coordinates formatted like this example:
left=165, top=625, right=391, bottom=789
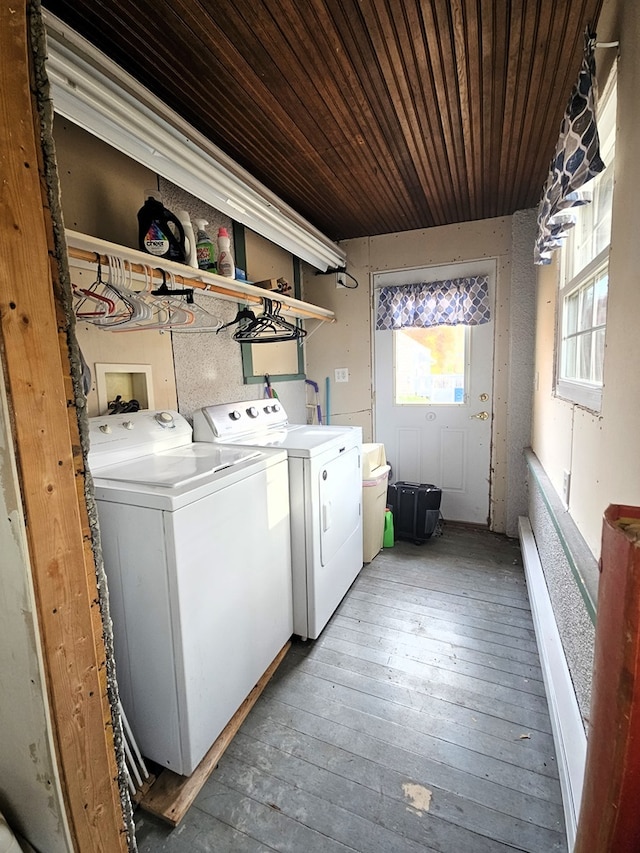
left=362, top=443, right=390, bottom=563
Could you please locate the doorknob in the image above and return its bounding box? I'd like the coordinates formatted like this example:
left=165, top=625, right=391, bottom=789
left=470, top=411, right=489, bottom=420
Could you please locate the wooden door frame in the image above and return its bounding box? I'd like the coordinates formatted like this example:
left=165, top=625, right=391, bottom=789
left=0, top=4, right=127, bottom=850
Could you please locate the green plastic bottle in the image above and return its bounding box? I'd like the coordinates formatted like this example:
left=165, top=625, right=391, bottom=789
left=383, top=509, right=395, bottom=547
left=195, top=220, right=216, bottom=272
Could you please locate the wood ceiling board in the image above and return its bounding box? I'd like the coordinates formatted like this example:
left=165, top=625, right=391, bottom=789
left=43, top=0, right=605, bottom=241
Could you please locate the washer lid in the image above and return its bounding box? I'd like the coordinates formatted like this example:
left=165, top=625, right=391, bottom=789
left=94, top=443, right=261, bottom=488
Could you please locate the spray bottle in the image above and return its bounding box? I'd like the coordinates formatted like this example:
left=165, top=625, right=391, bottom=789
left=217, top=227, right=235, bottom=279
left=194, top=220, right=216, bottom=272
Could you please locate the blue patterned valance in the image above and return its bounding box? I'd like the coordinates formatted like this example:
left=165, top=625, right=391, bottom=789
left=375, top=275, right=491, bottom=330
left=534, top=29, right=605, bottom=265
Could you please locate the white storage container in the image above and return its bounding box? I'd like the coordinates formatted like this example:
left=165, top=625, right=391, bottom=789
left=362, top=443, right=390, bottom=563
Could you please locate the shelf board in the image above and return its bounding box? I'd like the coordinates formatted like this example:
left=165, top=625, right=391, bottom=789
left=64, top=230, right=335, bottom=323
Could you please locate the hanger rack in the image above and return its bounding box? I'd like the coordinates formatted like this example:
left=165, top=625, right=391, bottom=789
left=65, top=230, right=336, bottom=324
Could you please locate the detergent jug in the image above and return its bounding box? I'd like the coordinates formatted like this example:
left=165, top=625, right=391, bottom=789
left=137, top=191, right=187, bottom=263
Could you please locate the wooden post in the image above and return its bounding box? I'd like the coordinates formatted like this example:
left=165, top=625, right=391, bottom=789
left=0, top=4, right=127, bottom=851
left=574, top=504, right=640, bottom=852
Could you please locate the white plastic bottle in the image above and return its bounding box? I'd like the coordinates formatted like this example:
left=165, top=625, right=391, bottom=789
left=217, top=227, right=235, bottom=278
left=176, top=210, right=198, bottom=267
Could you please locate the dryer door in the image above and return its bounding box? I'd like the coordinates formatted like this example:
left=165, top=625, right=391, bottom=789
left=318, top=445, right=361, bottom=566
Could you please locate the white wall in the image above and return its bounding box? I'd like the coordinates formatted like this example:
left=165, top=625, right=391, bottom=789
left=532, top=0, right=640, bottom=559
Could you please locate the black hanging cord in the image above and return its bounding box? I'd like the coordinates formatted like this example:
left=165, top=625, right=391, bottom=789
left=314, top=267, right=358, bottom=289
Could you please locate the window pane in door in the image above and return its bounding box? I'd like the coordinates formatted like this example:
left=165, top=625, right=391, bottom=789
left=394, top=326, right=466, bottom=405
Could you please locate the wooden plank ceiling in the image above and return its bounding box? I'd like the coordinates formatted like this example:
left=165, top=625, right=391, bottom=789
left=44, top=0, right=603, bottom=242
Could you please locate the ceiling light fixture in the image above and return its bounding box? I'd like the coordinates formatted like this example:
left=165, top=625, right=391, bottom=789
left=43, top=12, right=346, bottom=272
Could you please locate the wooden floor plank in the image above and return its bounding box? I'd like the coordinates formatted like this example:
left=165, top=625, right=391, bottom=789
left=209, top=749, right=559, bottom=853
left=334, top=601, right=543, bottom=668
left=315, top=633, right=555, bottom=732
left=343, top=590, right=540, bottom=653
left=222, top=730, right=566, bottom=852
left=366, top=565, right=529, bottom=600
left=256, top=675, right=559, bottom=800
left=359, top=577, right=536, bottom=630
left=323, top=622, right=548, bottom=702
left=348, top=586, right=537, bottom=642
left=244, top=696, right=564, bottom=826
left=281, top=642, right=557, bottom=749
left=266, top=663, right=557, bottom=777
left=229, top=720, right=564, bottom=836
left=138, top=527, right=567, bottom=853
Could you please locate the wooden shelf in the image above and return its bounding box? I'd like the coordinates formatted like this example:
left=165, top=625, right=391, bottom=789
left=65, top=230, right=336, bottom=323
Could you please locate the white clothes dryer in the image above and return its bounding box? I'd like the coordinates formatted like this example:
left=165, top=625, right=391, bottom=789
left=88, top=409, right=292, bottom=776
left=193, top=400, right=363, bottom=640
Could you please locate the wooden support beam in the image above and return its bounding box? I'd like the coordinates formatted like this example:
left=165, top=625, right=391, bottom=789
left=0, top=5, right=127, bottom=851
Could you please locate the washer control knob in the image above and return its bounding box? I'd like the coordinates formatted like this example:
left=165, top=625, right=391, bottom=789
left=272, top=403, right=281, bottom=412
left=264, top=405, right=273, bottom=414
left=98, top=423, right=111, bottom=434
left=229, top=410, right=241, bottom=421
left=155, top=411, right=174, bottom=427
left=247, top=406, right=259, bottom=418
left=122, top=420, right=134, bottom=430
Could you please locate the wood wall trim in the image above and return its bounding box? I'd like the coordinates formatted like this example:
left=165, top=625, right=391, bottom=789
left=0, top=4, right=127, bottom=851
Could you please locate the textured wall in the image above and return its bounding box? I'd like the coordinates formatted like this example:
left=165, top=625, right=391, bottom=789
left=139, top=179, right=308, bottom=421
left=529, top=484, right=595, bottom=725
left=506, top=210, right=537, bottom=536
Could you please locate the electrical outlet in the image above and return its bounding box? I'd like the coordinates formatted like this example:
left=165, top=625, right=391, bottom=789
left=334, top=368, right=349, bottom=383
left=336, top=272, right=347, bottom=288
left=562, top=470, right=571, bottom=506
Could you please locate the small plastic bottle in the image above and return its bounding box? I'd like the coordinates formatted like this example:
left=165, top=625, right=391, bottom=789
left=217, top=227, right=235, bottom=279
left=194, top=220, right=216, bottom=272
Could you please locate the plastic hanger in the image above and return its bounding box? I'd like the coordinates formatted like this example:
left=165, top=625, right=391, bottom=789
left=216, top=306, right=257, bottom=334
left=232, top=298, right=306, bottom=343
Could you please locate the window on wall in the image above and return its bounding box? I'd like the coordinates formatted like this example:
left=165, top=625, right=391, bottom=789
left=393, top=326, right=468, bottom=405
left=556, top=69, right=617, bottom=411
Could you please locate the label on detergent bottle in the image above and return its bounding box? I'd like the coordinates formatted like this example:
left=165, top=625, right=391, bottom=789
left=197, top=244, right=214, bottom=269
left=144, top=222, right=170, bottom=256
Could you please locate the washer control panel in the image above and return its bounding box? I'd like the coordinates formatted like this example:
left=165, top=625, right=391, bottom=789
left=194, top=399, right=289, bottom=440
left=88, top=410, right=191, bottom=470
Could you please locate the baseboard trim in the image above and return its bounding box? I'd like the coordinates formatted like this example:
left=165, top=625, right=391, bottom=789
left=518, top=516, right=586, bottom=850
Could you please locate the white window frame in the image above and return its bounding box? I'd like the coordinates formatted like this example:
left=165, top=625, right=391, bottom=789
left=555, top=66, right=617, bottom=412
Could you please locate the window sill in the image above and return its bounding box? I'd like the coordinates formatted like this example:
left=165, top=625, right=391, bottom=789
left=555, top=379, right=602, bottom=414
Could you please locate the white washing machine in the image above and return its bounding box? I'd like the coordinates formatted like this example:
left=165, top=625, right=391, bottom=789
left=193, top=400, right=363, bottom=640
left=87, top=409, right=292, bottom=776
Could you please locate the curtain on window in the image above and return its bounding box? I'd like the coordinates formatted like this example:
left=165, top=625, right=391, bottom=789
left=375, top=275, right=491, bottom=330
left=534, top=28, right=605, bottom=265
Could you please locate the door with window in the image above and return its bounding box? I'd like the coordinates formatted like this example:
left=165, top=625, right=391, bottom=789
left=374, top=260, right=496, bottom=525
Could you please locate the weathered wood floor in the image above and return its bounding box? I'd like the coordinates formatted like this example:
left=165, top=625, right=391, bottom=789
left=136, top=526, right=566, bottom=852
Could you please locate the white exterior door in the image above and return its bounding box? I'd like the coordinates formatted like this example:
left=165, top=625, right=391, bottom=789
left=374, top=260, right=496, bottom=525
